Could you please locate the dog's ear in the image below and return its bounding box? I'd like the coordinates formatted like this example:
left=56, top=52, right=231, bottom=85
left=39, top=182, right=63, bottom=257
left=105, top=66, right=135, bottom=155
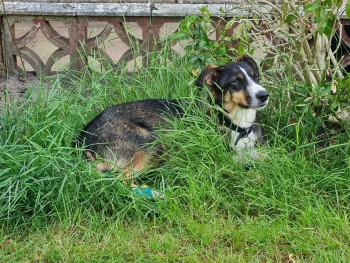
left=237, top=55, right=259, bottom=74
left=195, top=65, right=221, bottom=90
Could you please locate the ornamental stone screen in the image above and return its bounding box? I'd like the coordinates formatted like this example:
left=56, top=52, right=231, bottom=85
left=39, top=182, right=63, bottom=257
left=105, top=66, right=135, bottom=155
left=1, top=1, right=350, bottom=76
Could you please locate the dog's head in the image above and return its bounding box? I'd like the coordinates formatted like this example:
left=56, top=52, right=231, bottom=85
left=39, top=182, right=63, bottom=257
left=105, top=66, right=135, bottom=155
left=195, top=56, right=269, bottom=111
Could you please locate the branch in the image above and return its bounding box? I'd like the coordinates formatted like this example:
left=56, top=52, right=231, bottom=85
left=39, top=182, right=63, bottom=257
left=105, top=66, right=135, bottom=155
left=324, top=37, right=344, bottom=79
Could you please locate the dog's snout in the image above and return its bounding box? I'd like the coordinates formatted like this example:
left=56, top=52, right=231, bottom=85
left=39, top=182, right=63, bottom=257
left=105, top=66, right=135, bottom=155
left=256, top=90, right=269, bottom=103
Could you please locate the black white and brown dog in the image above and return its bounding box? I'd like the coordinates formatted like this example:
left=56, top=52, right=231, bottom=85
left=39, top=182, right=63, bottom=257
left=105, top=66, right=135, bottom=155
left=196, top=55, right=269, bottom=160
left=79, top=56, right=269, bottom=190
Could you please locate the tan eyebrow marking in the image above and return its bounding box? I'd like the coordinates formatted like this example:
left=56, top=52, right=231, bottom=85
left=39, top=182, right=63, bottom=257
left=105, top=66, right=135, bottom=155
left=237, top=74, right=244, bottom=81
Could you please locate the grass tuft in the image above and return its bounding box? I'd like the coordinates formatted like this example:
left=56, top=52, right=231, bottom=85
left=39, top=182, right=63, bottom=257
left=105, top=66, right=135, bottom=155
left=0, top=47, right=349, bottom=261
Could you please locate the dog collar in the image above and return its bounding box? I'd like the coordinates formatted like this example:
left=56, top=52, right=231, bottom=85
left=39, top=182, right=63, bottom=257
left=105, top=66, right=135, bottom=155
left=218, top=112, right=256, bottom=145
left=231, top=123, right=256, bottom=145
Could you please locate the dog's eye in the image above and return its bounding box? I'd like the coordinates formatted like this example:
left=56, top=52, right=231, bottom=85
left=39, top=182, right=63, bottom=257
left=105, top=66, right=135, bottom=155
left=231, top=77, right=242, bottom=85
left=229, top=80, right=242, bottom=91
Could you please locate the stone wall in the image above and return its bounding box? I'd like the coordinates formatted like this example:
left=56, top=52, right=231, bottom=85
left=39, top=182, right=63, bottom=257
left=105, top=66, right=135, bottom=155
left=0, top=1, right=238, bottom=75
left=1, top=1, right=349, bottom=76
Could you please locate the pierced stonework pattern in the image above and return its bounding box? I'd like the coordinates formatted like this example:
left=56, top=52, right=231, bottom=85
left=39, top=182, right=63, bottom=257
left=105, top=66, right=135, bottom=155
left=3, top=16, right=350, bottom=75
left=4, top=16, right=181, bottom=75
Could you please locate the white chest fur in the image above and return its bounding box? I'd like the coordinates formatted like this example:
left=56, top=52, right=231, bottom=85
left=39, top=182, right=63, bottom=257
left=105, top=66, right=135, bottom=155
left=225, top=108, right=256, bottom=128
left=230, top=130, right=260, bottom=160
left=224, top=107, right=257, bottom=148
left=230, top=129, right=257, bottom=149
left=225, top=108, right=260, bottom=159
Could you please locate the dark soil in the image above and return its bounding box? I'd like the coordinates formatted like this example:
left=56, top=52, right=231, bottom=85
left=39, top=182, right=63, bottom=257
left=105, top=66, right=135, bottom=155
left=0, top=73, right=39, bottom=105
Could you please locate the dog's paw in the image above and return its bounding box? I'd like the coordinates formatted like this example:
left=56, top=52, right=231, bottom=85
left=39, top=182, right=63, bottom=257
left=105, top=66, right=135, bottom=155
left=233, top=147, right=266, bottom=163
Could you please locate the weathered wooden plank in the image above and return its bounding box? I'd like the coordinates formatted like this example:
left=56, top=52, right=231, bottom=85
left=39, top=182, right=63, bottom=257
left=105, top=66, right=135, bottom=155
left=2, top=2, right=348, bottom=18
left=1, top=2, right=348, bottom=18
left=0, top=2, right=250, bottom=17
left=6, top=0, right=231, bottom=3
left=152, top=4, right=249, bottom=17
left=1, top=3, right=148, bottom=17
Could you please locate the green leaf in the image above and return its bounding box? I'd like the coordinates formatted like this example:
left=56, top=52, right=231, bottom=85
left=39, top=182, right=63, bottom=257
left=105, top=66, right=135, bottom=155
left=170, top=32, right=188, bottom=40
left=304, top=3, right=319, bottom=12
left=313, top=98, right=321, bottom=107
left=295, top=102, right=308, bottom=108
left=188, top=55, right=200, bottom=63
left=317, top=7, right=326, bottom=22
left=330, top=101, right=340, bottom=110
left=285, top=14, right=297, bottom=25
left=238, top=41, right=245, bottom=55
left=199, top=6, right=209, bottom=13
left=324, top=16, right=335, bottom=36
left=334, top=0, right=342, bottom=8
left=346, top=1, right=350, bottom=18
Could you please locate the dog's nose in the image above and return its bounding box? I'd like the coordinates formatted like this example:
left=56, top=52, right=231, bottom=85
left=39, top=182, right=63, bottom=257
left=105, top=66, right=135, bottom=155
left=256, top=90, right=269, bottom=103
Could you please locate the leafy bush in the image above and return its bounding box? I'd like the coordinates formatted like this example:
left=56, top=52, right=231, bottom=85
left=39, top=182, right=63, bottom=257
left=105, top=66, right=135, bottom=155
left=172, top=1, right=350, bottom=126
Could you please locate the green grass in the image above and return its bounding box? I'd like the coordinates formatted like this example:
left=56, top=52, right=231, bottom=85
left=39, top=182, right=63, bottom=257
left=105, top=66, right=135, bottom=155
left=0, top=49, right=349, bottom=262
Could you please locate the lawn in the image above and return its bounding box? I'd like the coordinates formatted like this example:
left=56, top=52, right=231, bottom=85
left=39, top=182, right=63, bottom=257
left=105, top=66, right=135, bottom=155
left=0, top=49, right=349, bottom=262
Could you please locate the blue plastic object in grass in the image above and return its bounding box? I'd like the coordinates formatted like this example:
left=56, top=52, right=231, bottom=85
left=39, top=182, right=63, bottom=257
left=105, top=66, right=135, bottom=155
left=101, top=171, right=163, bottom=200
left=103, top=171, right=111, bottom=176
left=132, top=185, right=164, bottom=200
